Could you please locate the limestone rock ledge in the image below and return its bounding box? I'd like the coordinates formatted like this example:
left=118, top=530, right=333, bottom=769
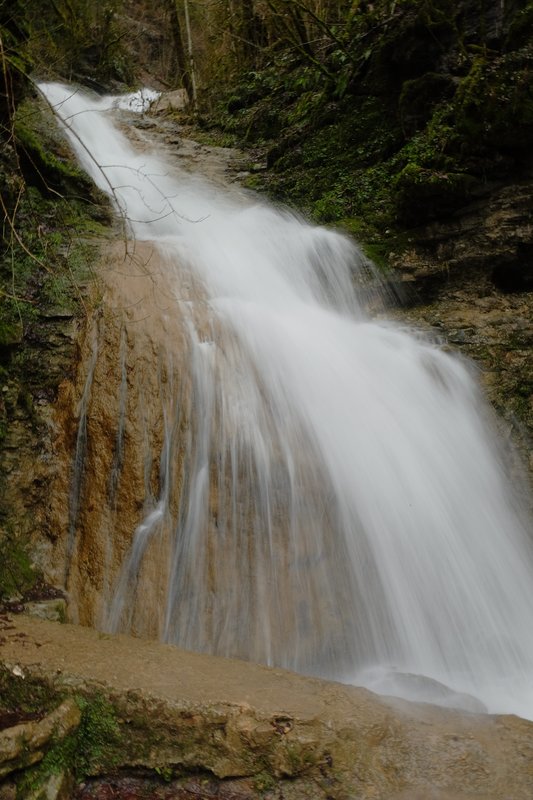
left=0, top=699, right=80, bottom=779
left=1, top=615, right=533, bottom=799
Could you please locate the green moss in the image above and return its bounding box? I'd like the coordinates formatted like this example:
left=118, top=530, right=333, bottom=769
left=393, top=163, right=476, bottom=224
left=282, top=742, right=317, bottom=774
left=18, top=694, right=120, bottom=795
left=154, top=765, right=174, bottom=782
left=0, top=665, right=61, bottom=716
left=0, top=530, right=40, bottom=600
left=312, top=190, right=346, bottom=223
left=453, top=48, right=533, bottom=151
left=359, top=242, right=391, bottom=272
left=207, top=0, right=532, bottom=244
left=254, top=771, right=276, bottom=793
left=14, top=116, right=82, bottom=186
left=0, top=96, right=108, bottom=354
left=59, top=695, right=120, bottom=778
left=13, top=98, right=94, bottom=196
left=398, top=72, right=455, bottom=134
left=0, top=318, right=24, bottom=347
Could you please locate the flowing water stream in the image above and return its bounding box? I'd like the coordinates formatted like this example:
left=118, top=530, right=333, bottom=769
left=40, top=83, right=533, bottom=719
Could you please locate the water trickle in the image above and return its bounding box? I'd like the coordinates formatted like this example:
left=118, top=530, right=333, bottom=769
left=66, top=319, right=99, bottom=582
left=41, top=82, right=533, bottom=718
left=108, top=325, right=128, bottom=509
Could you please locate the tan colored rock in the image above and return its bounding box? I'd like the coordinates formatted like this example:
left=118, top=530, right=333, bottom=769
left=29, top=699, right=81, bottom=748
left=24, top=599, right=67, bottom=623
left=1, top=615, right=533, bottom=799
left=26, top=771, right=74, bottom=800
left=0, top=783, right=16, bottom=800
left=0, top=722, right=46, bottom=778
left=0, top=723, right=33, bottom=764
left=151, top=89, right=189, bottom=112
left=0, top=698, right=80, bottom=779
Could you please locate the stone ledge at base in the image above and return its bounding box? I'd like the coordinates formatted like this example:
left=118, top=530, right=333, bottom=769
left=0, top=698, right=80, bottom=779
left=1, top=615, right=533, bottom=799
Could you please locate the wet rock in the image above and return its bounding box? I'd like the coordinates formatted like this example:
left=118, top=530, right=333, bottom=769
left=360, top=669, right=487, bottom=714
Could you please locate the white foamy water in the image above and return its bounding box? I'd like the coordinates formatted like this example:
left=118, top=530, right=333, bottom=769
left=40, top=82, right=533, bottom=719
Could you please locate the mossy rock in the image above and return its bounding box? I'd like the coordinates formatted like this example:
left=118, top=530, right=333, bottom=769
left=361, top=2, right=456, bottom=93
left=393, top=162, right=477, bottom=224
left=0, top=664, right=62, bottom=721
left=13, top=95, right=101, bottom=201
left=0, top=320, right=24, bottom=348
left=399, top=72, right=456, bottom=135
left=453, top=47, right=533, bottom=155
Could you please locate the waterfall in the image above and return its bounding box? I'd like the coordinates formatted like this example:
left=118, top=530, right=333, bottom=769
left=40, top=82, right=533, bottom=718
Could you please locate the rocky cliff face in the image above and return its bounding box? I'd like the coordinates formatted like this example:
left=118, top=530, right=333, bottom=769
left=388, top=161, right=533, bottom=488
left=0, top=89, right=110, bottom=605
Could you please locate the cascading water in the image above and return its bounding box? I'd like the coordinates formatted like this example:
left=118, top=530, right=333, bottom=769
left=40, top=82, right=533, bottom=718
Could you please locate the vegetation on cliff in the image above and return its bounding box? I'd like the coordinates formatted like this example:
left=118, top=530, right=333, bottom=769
left=0, top=0, right=113, bottom=602
left=3, top=1, right=532, bottom=245
left=199, top=1, right=532, bottom=247
left=90, top=1, right=531, bottom=278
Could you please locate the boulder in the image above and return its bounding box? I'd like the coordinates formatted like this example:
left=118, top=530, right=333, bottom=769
left=0, top=698, right=81, bottom=778
left=151, top=89, right=189, bottom=113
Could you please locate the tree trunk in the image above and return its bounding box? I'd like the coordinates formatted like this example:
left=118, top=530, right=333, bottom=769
left=183, top=0, right=197, bottom=108
left=167, top=0, right=194, bottom=104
